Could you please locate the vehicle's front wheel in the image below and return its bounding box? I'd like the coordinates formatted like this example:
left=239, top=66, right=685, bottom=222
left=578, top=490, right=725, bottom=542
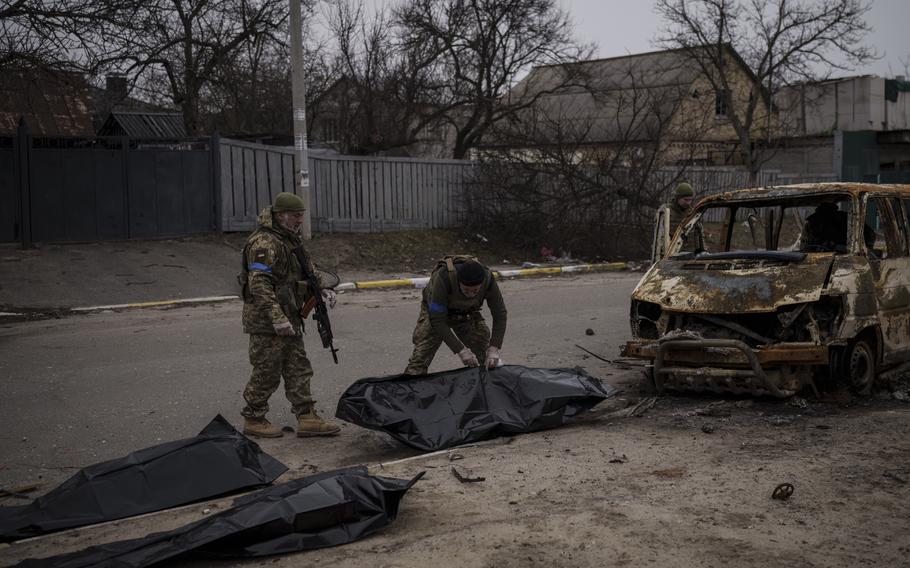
left=845, top=338, right=876, bottom=395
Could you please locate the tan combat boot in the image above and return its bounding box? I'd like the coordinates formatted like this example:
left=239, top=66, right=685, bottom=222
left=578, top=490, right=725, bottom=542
left=297, top=408, right=341, bottom=437
left=243, top=417, right=283, bottom=438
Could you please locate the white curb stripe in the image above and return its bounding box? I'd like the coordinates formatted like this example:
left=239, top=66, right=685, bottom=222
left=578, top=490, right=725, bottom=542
left=72, top=295, right=239, bottom=313
left=337, top=262, right=628, bottom=290
left=25, top=263, right=628, bottom=317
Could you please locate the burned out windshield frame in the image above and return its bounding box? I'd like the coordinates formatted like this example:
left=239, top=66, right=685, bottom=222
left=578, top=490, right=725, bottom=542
left=669, top=193, right=857, bottom=257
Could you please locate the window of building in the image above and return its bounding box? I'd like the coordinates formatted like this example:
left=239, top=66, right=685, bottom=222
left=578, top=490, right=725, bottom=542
left=714, top=89, right=731, bottom=118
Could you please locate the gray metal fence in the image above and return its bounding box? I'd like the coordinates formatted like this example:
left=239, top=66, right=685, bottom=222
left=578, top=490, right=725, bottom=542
left=219, top=138, right=474, bottom=233
left=2, top=122, right=215, bottom=244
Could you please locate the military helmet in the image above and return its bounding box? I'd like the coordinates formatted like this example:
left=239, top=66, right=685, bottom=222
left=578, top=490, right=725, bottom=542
left=675, top=182, right=694, bottom=198
left=272, top=192, right=306, bottom=212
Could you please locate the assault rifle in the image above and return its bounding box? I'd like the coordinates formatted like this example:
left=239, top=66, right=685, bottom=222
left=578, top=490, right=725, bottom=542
left=292, top=245, right=339, bottom=364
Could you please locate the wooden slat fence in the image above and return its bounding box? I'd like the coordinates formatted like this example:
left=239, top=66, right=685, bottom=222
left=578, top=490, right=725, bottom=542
left=220, top=138, right=474, bottom=233
left=219, top=138, right=839, bottom=234
left=309, top=154, right=472, bottom=233
left=219, top=138, right=295, bottom=231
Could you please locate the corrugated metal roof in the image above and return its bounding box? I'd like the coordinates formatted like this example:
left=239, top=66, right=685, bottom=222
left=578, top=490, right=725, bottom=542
left=0, top=70, right=95, bottom=136
left=98, top=111, right=187, bottom=137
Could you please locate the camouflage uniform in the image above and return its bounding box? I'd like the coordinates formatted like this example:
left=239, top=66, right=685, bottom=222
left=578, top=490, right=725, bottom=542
left=404, top=257, right=507, bottom=375
left=239, top=207, right=323, bottom=419
left=655, top=200, right=704, bottom=257
left=665, top=200, right=691, bottom=236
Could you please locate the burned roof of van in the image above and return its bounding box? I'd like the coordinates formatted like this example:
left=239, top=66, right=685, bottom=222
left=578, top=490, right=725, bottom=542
left=697, top=183, right=910, bottom=205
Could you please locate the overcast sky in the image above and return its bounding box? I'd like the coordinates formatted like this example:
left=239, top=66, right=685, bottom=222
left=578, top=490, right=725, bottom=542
left=562, top=0, right=909, bottom=78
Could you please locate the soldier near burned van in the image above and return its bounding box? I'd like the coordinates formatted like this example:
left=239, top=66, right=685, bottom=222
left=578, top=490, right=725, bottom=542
left=404, top=256, right=507, bottom=375
left=664, top=182, right=696, bottom=233
left=652, top=182, right=704, bottom=261
left=238, top=192, right=340, bottom=439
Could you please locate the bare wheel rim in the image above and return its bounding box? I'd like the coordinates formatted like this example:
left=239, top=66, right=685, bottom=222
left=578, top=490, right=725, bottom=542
left=848, top=341, right=874, bottom=393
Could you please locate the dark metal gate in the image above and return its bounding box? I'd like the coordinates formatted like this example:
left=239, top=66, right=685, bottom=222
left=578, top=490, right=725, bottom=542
left=1, top=121, right=218, bottom=244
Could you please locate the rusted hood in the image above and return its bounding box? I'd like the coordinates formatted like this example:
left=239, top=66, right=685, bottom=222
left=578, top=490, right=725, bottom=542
left=633, top=253, right=835, bottom=313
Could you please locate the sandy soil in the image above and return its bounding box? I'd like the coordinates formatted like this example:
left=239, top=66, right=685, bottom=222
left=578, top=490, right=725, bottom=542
left=3, top=368, right=908, bottom=568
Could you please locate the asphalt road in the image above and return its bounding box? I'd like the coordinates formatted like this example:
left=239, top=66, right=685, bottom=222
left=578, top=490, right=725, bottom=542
left=0, top=272, right=641, bottom=491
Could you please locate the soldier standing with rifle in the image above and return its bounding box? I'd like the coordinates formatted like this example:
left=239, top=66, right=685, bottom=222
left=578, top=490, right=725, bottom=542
left=238, top=192, right=340, bottom=438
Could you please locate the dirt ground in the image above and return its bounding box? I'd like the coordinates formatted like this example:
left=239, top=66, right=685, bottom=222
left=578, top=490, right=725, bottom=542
left=222, top=228, right=533, bottom=276
left=2, top=368, right=908, bottom=568
left=0, top=229, right=545, bottom=312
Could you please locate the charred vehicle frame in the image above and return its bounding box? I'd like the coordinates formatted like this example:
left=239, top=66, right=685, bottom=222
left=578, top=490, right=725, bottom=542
left=624, top=183, right=910, bottom=397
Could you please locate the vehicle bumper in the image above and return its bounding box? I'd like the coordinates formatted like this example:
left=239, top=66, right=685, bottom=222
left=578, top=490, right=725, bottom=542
left=623, top=339, right=829, bottom=398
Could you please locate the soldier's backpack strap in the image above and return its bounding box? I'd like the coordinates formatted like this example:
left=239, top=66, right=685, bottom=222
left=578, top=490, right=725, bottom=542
left=437, top=254, right=480, bottom=291
left=445, top=257, right=458, bottom=291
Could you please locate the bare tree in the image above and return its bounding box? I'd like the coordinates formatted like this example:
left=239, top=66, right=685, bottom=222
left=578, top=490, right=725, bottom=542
left=204, top=6, right=336, bottom=140
left=467, top=60, right=703, bottom=259
left=395, top=0, right=591, bottom=159
left=0, top=0, right=135, bottom=73
left=323, top=0, right=411, bottom=153
left=656, top=0, right=875, bottom=183
left=108, top=0, right=290, bottom=135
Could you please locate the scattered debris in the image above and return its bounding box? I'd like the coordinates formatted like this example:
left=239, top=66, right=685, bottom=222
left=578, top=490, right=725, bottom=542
left=452, top=467, right=485, bottom=483
left=612, top=397, right=657, bottom=418
left=585, top=328, right=595, bottom=336
left=0, top=482, right=42, bottom=500
left=696, top=401, right=732, bottom=417
left=448, top=453, right=464, bottom=462
left=609, top=454, right=628, bottom=464
left=771, top=483, right=795, bottom=500
left=788, top=396, right=809, bottom=409
left=701, top=423, right=716, bottom=434
left=893, top=390, right=910, bottom=403
left=652, top=467, right=686, bottom=479
left=765, top=416, right=794, bottom=426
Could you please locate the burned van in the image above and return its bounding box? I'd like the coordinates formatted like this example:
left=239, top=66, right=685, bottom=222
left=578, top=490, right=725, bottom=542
left=624, top=183, right=910, bottom=398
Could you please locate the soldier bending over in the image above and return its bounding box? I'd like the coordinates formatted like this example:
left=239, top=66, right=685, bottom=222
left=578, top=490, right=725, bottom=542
left=404, top=256, right=507, bottom=374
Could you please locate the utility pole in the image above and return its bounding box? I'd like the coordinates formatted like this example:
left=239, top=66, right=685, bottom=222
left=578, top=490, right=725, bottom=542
left=289, top=0, right=312, bottom=239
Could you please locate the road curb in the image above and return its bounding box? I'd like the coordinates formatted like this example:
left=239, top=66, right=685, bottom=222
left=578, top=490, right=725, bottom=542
left=336, top=262, right=629, bottom=291
left=69, top=295, right=241, bottom=314
left=6, top=262, right=629, bottom=316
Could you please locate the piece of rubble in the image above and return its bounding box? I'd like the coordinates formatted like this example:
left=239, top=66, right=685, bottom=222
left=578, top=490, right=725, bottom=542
left=696, top=401, right=732, bottom=417
left=788, top=396, right=809, bottom=409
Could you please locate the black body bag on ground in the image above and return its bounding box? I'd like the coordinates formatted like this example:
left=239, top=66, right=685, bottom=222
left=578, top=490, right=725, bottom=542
left=15, top=467, right=423, bottom=568
left=0, top=415, right=287, bottom=542
left=335, top=365, right=617, bottom=451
